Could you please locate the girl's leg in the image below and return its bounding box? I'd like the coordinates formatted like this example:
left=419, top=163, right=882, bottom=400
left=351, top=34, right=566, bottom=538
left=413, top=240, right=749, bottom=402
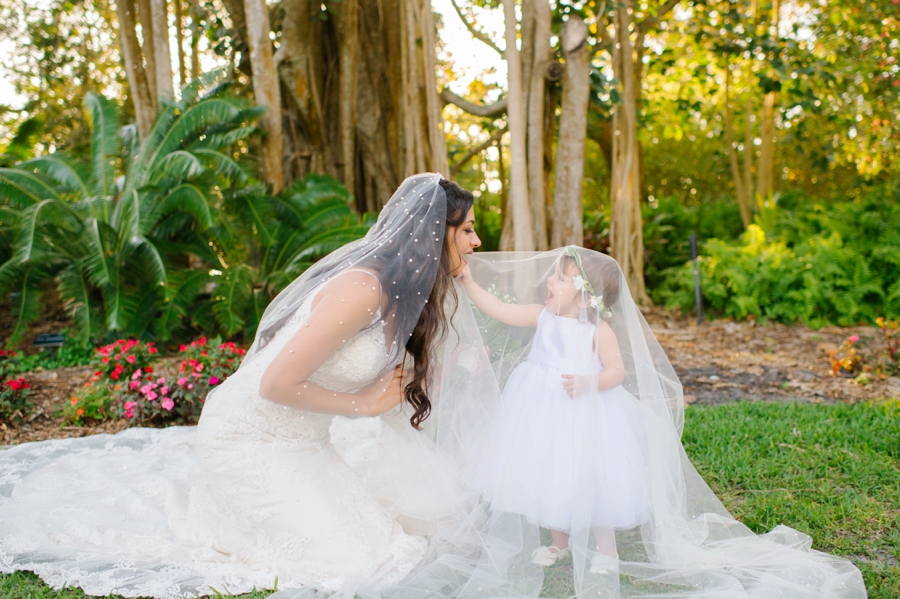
left=592, top=526, right=616, bottom=557
left=550, top=528, right=570, bottom=550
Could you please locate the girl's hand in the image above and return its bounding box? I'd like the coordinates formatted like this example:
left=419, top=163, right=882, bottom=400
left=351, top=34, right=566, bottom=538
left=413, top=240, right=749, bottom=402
left=561, top=374, right=593, bottom=399
left=458, top=264, right=473, bottom=286
left=365, top=366, right=407, bottom=415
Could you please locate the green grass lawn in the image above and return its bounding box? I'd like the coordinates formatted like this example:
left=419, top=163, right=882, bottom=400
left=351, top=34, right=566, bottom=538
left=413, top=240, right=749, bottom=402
left=2, top=400, right=898, bottom=598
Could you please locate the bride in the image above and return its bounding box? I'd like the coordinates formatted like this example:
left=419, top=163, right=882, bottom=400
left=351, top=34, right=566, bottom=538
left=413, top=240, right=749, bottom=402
left=0, top=174, right=487, bottom=598
left=0, top=173, right=867, bottom=599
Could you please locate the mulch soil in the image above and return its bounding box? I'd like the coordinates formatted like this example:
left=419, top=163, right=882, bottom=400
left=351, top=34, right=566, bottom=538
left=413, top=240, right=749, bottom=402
left=2, top=309, right=898, bottom=446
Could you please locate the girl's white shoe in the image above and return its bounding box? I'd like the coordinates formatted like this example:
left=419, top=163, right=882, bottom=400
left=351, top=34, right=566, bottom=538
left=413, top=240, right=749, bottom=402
left=589, top=553, right=619, bottom=575
left=532, top=545, right=571, bottom=567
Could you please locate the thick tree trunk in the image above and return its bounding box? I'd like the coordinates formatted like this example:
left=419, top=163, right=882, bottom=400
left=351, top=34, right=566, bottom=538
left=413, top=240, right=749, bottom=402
left=243, top=0, right=283, bottom=192
left=175, top=0, right=186, bottom=88
left=271, top=0, right=443, bottom=211
left=526, top=0, right=551, bottom=250
left=336, top=0, right=359, bottom=192
left=552, top=16, right=590, bottom=248
left=609, top=3, right=650, bottom=306
left=114, top=0, right=154, bottom=139
left=190, top=0, right=200, bottom=79
left=136, top=0, right=157, bottom=103
left=498, top=136, right=514, bottom=251
left=502, top=0, right=534, bottom=250
left=150, top=0, right=173, bottom=97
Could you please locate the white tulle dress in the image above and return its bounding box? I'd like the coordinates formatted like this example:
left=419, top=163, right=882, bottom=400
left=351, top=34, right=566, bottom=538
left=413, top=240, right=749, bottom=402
left=0, top=288, right=446, bottom=598
left=476, top=309, right=650, bottom=531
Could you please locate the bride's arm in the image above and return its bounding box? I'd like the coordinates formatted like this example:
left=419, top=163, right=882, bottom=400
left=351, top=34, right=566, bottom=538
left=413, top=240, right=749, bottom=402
left=458, top=265, right=542, bottom=327
left=259, top=271, right=404, bottom=416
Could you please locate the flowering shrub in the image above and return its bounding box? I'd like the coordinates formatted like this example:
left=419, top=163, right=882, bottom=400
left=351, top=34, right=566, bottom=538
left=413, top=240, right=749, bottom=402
left=0, top=377, right=33, bottom=421
left=63, top=382, right=115, bottom=425
left=92, top=339, right=158, bottom=382
left=829, top=318, right=900, bottom=380
left=114, top=336, right=245, bottom=425
left=0, top=350, right=21, bottom=380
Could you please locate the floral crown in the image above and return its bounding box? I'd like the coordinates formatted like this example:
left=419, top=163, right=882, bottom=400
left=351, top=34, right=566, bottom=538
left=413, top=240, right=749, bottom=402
left=564, top=246, right=612, bottom=321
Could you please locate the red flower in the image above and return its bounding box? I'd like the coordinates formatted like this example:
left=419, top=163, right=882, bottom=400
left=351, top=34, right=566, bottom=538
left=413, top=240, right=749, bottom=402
left=126, top=355, right=136, bottom=363
left=149, top=347, right=158, bottom=354
left=180, top=344, right=188, bottom=352
left=5, top=380, right=20, bottom=391
left=199, top=336, right=207, bottom=345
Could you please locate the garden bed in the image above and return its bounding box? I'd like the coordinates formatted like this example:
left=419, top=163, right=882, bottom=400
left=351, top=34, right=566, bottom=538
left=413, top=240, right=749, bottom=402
left=2, top=310, right=898, bottom=446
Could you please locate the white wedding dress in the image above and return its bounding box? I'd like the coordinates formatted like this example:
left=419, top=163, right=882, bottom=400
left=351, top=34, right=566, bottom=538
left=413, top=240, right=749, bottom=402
left=0, top=285, right=446, bottom=598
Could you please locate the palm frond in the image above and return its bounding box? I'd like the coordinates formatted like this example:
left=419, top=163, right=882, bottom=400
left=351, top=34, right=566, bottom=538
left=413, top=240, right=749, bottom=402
left=211, top=264, right=253, bottom=336
left=20, top=156, right=90, bottom=199
left=7, top=267, right=45, bottom=345
left=14, top=198, right=82, bottom=263
left=84, top=92, right=122, bottom=200
left=144, top=98, right=244, bottom=178
left=154, top=268, right=209, bottom=340
left=148, top=150, right=206, bottom=184
left=154, top=184, right=214, bottom=231
left=188, top=126, right=258, bottom=152
left=112, top=188, right=141, bottom=248
left=193, top=149, right=248, bottom=183
left=0, top=168, right=65, bottom=206
left=130, top=235, right=168, bottom=288
left=57, top=264, right=99, bottom=343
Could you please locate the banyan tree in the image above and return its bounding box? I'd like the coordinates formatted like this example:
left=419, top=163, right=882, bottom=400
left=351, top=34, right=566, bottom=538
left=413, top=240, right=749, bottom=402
left=233, top=0, right=448, bottom=212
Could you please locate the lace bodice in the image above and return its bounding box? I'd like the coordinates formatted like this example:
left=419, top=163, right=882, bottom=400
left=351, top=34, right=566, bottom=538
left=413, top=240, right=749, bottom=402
left=198, top=274, right=394, bottom=446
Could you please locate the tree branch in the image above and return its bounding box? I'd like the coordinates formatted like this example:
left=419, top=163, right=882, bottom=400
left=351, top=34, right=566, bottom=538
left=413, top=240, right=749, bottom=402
left=440, top=89, right=508, bottom=117
left=448, top=0, right=504, bottom=57
left=450, top=127, right=507, bottom=176
left=638, top=0, right=681, bottom=34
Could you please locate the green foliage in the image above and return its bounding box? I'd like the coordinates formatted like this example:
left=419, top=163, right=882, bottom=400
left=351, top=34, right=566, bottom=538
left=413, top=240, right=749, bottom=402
left=657, top=186, right=900, bottom=326
left=683, top=401, right=900, bottom=597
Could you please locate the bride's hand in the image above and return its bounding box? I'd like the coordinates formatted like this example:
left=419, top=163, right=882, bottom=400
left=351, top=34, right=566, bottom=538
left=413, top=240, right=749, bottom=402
left=366, top=366, right=407, bottom=415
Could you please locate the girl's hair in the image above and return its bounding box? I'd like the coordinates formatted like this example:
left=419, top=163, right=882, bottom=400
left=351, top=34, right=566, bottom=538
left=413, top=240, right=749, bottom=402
left=560, top=249, right=621, bottom=319
left=395, top=178, right=473, bottom=429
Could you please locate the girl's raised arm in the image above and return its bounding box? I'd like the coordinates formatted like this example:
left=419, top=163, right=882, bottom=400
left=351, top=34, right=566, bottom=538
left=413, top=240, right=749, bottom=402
left=459, top=265, right=542, bottom=328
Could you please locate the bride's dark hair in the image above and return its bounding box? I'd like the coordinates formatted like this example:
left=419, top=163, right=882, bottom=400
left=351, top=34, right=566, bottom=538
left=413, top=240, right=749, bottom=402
left=401, top=178, right=473, bottom=429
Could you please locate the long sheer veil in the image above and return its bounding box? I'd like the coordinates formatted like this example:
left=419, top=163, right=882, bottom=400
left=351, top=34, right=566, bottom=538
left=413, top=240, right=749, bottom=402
left=272, top=247, right=865, bottom=599
left=242, top=172, right=448, bottom=368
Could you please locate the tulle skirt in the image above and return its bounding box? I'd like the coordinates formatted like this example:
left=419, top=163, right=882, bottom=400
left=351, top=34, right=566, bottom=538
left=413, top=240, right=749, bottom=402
left=476, top=361, right=651, bottom=531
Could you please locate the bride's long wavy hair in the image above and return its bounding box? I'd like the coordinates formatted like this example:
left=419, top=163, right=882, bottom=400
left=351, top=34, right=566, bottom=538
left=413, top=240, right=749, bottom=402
left=402, top=179, right=472, bottom=428
left=357, top=179, right=472, bottom=429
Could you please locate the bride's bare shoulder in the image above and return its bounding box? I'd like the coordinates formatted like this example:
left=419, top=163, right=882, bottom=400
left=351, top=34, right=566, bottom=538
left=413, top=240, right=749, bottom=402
left=309, top=268, right=383, bottom=313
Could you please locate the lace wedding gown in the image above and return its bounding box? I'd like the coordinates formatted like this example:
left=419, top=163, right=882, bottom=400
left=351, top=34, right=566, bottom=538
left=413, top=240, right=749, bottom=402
left=0, top=285, right=441, bottom=598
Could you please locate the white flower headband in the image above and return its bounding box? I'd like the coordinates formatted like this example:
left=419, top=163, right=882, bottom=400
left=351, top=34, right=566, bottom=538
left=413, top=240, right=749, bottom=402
left=564, top=246, right=612, bottom=321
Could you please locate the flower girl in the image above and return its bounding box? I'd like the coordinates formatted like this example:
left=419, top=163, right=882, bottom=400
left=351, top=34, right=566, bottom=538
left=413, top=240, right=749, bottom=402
left=460, top=247, right=651, bottom=574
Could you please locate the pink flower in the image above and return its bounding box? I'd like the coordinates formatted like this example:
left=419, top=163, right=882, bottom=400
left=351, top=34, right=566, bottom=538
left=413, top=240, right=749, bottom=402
left=130, top=381, right=140, bottom=391
left=131, top=369, right=142, bottom=380
left=124, top=401, right=137, bottom=419
left=157, top=377, right=166, bottom=384
left=140, top=384, right=151, bottom=395
left=849, top=335, right=860, bottom=343
left=177, top=377, right=188, bottom=386
left=180, top=344, right=188, bottom=352
left=209, top=376, right=220, bottom=385
left=161, top=397, right=174, bottom=411
left=147, top=391, right=158, bottom=400
left=160, top=386, right=169, bottom=395
left=187, top=384, right=194, bottom=389
left=126, top=355, right=136, bottom=363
